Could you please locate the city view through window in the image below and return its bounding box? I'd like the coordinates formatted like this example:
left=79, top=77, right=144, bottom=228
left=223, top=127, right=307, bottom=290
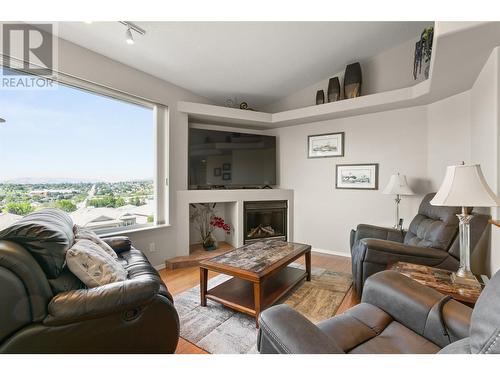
left=0, top=71, right=155, bottom=232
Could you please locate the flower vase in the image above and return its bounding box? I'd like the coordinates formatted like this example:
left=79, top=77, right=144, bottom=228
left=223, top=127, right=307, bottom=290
left=202, top=233, right=218, bottom=251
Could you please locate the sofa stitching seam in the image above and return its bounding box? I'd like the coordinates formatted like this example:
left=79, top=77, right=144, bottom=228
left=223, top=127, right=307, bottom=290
left=259, top=320, right=291, bottom=354
left=484, top=331, right=500, bottom=354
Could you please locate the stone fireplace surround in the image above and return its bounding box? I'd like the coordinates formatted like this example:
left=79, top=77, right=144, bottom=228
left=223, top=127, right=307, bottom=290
left=177, top=189, right=293, bottom=256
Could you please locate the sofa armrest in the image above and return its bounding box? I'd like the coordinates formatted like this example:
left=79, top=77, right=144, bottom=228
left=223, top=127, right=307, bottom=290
left=362, top=271, right=472, bottom=346
left=44, top=275, right=160, bottom=325
left=361, top=238, right=449, bottom=264
left=103, top=236, right=131, bottom=254
left=352, top=224, right=405, bottom=246
left=258, top=305, right=344, bottom=354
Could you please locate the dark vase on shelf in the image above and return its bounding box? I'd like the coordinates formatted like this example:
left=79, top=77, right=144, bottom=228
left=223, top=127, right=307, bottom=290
left=344, top=62, right=362, bottom=99
left=316, top=90, right=325, bottom=105
left=327, top=77, right=341, bottom=102
left=202, top=233, right=218, bottom=251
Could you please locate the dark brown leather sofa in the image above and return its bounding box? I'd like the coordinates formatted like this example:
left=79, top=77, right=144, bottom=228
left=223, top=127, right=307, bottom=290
left=0, top=209, right=179, bottom=353
left=350, top=193, right=489, bottom=294
left=258, top=269, right=500, bottom=354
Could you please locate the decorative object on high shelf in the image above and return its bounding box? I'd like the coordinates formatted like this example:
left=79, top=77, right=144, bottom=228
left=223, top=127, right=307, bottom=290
left=382, top=173, right=415, bottom=230
left=431, top=163, right=500, bottom=289
left=190, top=203, right=232, bottom=251
left=343, top=62, right=362, bottom=99
left=239, top=101, right=254, bottom=111
left=308, top=132, right=344, bottom=158
left=327, top=77, right=341, bottom=102
left=413, top=26, right=434, bottom=80
left=336, top=163, right=378, bottom=190
left=315, top=90, right=325, bottom=105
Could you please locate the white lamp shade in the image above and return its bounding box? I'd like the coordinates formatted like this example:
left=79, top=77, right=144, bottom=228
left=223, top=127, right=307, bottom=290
left=382, top=174, right=415, bottom=195
left=430, top=164, right=500, bottom=207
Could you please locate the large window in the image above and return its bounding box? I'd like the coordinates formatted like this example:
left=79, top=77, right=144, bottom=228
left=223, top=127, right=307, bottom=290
left=0, top=68, right=158, bottom=233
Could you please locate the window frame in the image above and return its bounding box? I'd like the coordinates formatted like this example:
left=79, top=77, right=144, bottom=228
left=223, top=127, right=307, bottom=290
left=0, top=66, right=169, bottom=234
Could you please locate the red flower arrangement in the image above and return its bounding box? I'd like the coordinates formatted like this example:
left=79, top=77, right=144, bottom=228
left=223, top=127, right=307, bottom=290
left=210, top=216, right=231, bottom=235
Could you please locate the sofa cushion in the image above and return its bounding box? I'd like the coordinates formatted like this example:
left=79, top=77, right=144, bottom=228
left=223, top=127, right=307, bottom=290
left=0, top=209, right=74, bottom=278
left=66, top=239, right=127, bottom=288
left=439, top=338, right=471, bottom=354
left=470, top=268, right=500, bottom=353
left=348, top=321, right=440, bottom=354
left=317, top=303, right=392, bottom=352
left=48, top=265, right=86, bottom=294
left=404, top=193, right=460, bottom=250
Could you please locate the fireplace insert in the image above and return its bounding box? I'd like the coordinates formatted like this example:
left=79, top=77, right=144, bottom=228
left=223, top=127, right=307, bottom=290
left=244, top=200, right=287, bottom=244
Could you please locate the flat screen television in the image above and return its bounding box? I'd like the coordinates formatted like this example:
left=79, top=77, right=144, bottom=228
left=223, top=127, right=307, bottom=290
left=188, top=128, right=277, bottom=189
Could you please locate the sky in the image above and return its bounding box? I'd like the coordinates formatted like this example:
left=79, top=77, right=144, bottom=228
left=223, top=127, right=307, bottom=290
left=0, top=68, right=154, bottom=182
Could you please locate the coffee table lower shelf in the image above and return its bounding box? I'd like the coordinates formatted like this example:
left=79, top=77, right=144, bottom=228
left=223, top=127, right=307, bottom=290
left=205, top=266, right=307, bottom=318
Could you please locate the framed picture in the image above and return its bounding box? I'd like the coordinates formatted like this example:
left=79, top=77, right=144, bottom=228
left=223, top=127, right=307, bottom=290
left=222, top=163, right=231, bottom=171
left=308, top=132, right=344, bottom=158
left=213, top=168, right=222, bottom=177
left=335, top=163, right=379, bottom=190
left=222, top=172, right=231, bottom=181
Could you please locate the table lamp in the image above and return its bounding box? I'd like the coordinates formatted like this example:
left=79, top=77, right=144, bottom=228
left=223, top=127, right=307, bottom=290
left=383, top=173, right=415, bottom=229
left=431, top=163, right=500, bottom=287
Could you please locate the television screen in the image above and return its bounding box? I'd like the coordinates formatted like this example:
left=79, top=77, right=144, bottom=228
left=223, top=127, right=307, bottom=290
left=188, top=128, right=277, bottom=189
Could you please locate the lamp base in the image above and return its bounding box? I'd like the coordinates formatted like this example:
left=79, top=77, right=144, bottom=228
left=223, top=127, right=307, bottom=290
left=451, top=270, right=481, bottom=290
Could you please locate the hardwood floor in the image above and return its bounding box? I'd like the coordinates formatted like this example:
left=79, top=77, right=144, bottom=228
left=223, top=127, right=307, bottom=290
left=158, top=251, right=359, bottom=354
left=165, top=241, right=234, bottom=270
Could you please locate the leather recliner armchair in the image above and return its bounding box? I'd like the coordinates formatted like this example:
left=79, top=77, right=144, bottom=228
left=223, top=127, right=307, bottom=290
left=257, top=269, right=500, bottom=354
left=350, top=193, right=490, bottom=294
left=0, top=209, right=179, bottom=353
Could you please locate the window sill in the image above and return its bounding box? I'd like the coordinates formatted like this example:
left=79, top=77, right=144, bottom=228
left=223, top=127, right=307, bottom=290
left=100, top=223, right=171, bottom=237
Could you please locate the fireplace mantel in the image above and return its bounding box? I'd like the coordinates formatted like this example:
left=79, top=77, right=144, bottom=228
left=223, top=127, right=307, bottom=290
left=176, top=189, right=294, bottom=257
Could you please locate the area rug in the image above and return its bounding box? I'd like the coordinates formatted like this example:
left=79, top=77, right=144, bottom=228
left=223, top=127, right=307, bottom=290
left=174, top=264, right=352, bottom=354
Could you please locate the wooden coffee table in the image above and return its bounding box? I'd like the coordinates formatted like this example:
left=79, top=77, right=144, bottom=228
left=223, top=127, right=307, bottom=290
left=199, top=240, right=311, bottom=326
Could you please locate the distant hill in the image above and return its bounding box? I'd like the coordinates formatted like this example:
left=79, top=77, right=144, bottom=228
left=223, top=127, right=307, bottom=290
left=0, top=177, right=103, bottom=184
left=0, top=177, right=154, bottom=184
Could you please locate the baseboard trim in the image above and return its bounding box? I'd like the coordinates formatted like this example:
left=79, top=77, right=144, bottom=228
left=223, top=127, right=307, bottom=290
left=312, top=248, right=351, bottom=258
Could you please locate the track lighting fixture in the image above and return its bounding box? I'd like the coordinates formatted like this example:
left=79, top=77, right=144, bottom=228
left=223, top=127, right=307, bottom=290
left=119, top=21, right=146, bottom=45
left=125, top=28, right=134, bottom=45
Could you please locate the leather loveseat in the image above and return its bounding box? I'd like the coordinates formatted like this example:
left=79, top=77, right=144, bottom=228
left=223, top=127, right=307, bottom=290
left=257, top=268, right=500, bottom=354
left=0, top=209, right=179, bottom=353
left=350, top=193, right=489, bottom=294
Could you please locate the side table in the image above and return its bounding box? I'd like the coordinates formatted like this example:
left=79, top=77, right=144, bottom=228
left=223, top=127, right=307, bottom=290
left=388, top=261, right=484, bottom=307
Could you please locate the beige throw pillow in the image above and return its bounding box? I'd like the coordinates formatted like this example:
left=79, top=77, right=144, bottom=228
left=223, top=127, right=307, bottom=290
left=66, top=239, right=127, bottom=287
left=75, top=226, right=118, bottom=260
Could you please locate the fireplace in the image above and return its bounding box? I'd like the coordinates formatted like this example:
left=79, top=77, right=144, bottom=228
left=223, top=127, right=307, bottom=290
left=244, top=200, right=287, bottom=244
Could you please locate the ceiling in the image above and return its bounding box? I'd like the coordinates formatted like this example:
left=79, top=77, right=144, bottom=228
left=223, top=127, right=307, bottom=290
left=58, top=22, right=431, bottom=108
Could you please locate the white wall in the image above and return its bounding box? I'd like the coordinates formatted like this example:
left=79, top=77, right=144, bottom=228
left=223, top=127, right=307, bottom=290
left=56, top=39, right=213, bottom=268
left=271, top=106, right=427, bottom=255
left=427, top=91, right=471, bottom=189
left=263, top=37, right=425, bottom=113
left=470, top=47, right=500, bottom=275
